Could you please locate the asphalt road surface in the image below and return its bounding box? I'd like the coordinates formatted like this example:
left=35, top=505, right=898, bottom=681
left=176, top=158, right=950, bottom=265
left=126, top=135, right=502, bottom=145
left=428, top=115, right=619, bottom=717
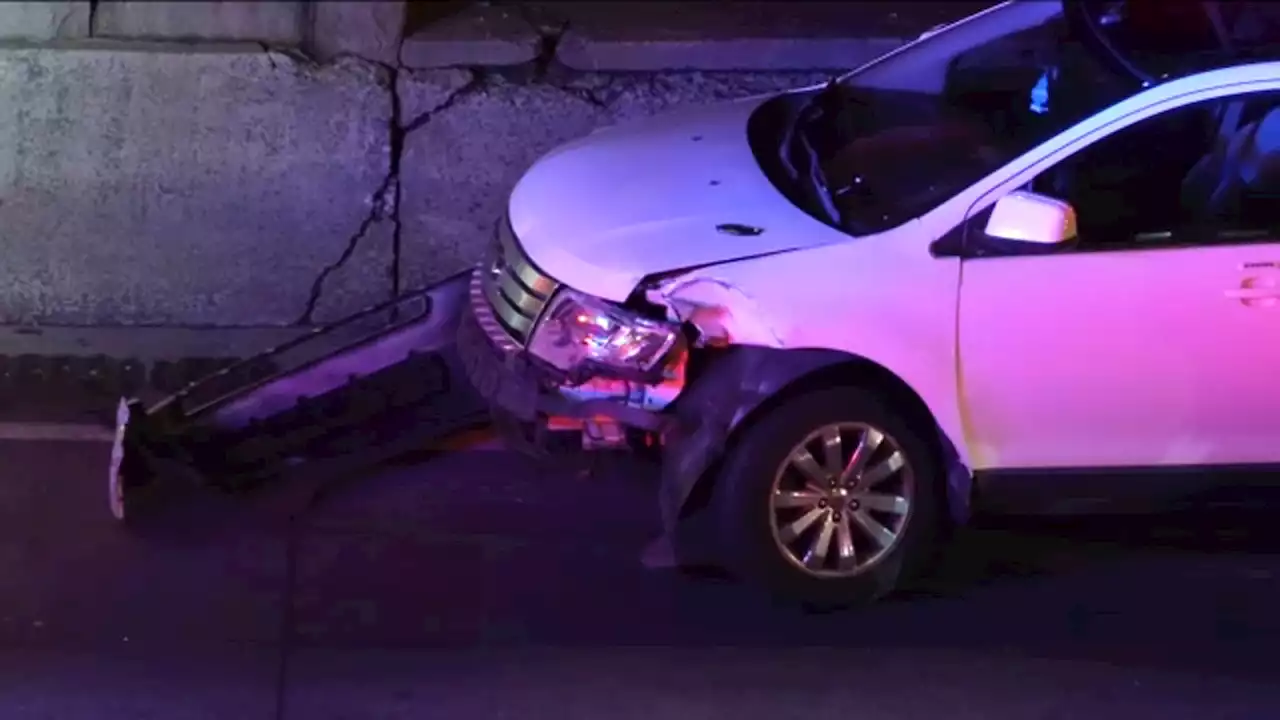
left=0, top=437, right=1278, bottom=719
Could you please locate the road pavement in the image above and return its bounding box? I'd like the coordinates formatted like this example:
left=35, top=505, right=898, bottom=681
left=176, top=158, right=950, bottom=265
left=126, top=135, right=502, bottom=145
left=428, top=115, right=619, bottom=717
left=0, top=437, right=1278, bottom=719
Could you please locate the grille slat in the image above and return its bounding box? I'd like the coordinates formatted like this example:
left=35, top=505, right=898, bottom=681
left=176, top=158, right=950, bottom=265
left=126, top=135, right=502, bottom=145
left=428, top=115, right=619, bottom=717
left=498, top=220, right=557, bottom=299
left=497, top=271, right=544, bottom=317
left=479, top=218, right=559, bottom=346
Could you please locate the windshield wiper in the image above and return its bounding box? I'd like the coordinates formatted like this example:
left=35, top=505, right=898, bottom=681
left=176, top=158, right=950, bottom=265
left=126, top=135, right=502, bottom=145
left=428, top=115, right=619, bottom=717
left=777, top=77, right=849, bottom=229
left=802, top=76, right=852, bottom=227
left=795, top=129, right=843, bottom=227
left=779, top=76, right=839, bottom=179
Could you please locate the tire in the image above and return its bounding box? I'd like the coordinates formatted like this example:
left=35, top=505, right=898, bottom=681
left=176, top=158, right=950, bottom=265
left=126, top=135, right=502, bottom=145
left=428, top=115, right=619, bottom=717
left=713, top=385, right=943, bottom=606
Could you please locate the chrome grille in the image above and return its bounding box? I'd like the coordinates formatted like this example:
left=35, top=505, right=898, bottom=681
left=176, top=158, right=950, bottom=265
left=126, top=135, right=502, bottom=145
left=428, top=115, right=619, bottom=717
left=479, top=218, right=559, bottom=346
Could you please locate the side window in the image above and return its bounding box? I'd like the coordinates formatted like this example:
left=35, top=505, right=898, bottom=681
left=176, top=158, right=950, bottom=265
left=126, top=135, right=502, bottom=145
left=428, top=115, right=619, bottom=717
left=969, top=89, right=1280, bottom=255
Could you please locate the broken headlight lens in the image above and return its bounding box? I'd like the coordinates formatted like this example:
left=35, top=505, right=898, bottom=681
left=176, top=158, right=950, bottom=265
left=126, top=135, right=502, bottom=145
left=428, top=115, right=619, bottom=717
left=527, top=289, right=679, bottom=374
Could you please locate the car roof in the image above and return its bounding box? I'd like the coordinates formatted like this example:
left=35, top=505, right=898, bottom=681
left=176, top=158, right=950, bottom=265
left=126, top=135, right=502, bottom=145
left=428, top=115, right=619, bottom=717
left=1154, top=59, right=1280, bottom=97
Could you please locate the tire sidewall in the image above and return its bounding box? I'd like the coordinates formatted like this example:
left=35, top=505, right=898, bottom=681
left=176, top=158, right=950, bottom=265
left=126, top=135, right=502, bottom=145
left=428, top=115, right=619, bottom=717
left=714, top=386, right=942, bottom=606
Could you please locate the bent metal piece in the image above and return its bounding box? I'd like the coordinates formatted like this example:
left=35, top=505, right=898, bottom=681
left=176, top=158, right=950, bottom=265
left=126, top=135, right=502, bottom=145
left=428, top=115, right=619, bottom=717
left=108, top=271, right=490, bottom=523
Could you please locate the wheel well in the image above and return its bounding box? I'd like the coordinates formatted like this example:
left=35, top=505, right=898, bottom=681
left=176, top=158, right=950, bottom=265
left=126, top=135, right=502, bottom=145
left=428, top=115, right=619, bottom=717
left=680, top=354, right=952, bottom=518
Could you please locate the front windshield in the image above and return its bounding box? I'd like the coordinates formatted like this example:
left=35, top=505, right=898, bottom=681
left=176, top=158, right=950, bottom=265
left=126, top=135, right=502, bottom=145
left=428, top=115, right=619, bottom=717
left=776, top=1, right=1140, bottom=234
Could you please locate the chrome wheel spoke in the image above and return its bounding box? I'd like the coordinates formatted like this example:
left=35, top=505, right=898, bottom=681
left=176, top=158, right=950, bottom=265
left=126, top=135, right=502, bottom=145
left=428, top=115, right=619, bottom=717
left=852, top=510, right=896, bottom=548
left=773, top=489, right=823, bottom=510
left=859, top=450, right=905, bottom=489
left=771, top=421, right=912, bottom=579
left=835, top=513, right=857, bottom=571
left=788, top=448, right=829, bottom=486
left=820, top=427, right=844, bottom=477
left=803, top=511, right=836, bottom=568
left=839, top=427, right=883, bottom=485
left=779, top=507, right=826, bottom=543
left=860, top=492, right=909, bottom=515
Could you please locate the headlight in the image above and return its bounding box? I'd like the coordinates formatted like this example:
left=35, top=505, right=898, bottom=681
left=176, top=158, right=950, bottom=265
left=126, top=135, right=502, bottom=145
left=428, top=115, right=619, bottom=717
left=527, top=289, right=680, bottom=374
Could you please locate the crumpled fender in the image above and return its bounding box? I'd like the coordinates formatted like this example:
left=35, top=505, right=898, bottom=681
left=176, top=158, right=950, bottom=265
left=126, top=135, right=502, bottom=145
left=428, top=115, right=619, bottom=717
left=658, top=346, right=846, bottom=540
left=642, top=271, right=971, bottom=567
left=646, top=276, right=786, bottom=348
left=657, top=345, right=972, bottom=563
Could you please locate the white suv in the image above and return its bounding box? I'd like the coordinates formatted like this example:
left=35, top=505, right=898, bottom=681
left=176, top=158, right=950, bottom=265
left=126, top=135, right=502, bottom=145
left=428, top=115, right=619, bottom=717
left=459, top=0, right=1280, bottom=604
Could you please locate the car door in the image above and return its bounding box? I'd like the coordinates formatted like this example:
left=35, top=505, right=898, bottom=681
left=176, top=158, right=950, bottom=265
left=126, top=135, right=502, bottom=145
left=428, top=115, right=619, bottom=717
left=956, top=89, right=1280, bottom=471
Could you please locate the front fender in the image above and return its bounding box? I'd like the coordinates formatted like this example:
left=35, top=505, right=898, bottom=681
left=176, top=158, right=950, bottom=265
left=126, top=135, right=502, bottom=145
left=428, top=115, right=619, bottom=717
left=659, top=345, right=852, bottom=534
left=658, top=345, right=972, bottom=557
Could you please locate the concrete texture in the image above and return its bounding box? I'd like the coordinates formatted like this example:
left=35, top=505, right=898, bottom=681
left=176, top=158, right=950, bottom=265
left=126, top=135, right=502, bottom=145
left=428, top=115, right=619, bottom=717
left=303, top=196, right=398, bottom=325
left=0, top=1, right=89, bottom=41
left=399, top=3, right=541, bottom=70
left=542, top=1, right=991, bottom=71
left=396, top=67, right=474, bottom=128
left=396, top=2, right=994, bottom=72
left=93, top=1, right=306, bottom=44
left=549, top=2, right=894, bottom=72
left=0, top=45, right=393, bottom=326
left=558, top=33, right=906, bottom=73
left=310, top=1, right=405, bottom=66
left=398, top=74, right=609, bottom=290
left=397, top=70, right=826, bottom=290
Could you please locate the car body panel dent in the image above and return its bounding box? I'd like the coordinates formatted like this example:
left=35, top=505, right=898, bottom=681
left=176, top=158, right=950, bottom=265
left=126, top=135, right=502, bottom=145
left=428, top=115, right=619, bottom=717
left=649, top=230, right=970, bottom=466
left=660, top=342, right=973, bottom=550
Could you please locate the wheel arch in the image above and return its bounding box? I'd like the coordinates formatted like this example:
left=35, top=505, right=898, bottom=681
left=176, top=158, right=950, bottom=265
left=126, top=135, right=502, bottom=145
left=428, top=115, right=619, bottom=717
left=670, top=346, right=972, bottom=529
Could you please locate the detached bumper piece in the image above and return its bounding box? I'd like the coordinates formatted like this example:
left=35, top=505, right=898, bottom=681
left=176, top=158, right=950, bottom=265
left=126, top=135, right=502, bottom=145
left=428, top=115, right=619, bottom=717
left=107, top=272, right=490, bottom=523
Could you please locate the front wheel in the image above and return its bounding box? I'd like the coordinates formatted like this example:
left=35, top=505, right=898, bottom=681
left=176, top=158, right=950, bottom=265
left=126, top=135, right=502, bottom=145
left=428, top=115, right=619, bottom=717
left=713, top=386, right=943, bottom=606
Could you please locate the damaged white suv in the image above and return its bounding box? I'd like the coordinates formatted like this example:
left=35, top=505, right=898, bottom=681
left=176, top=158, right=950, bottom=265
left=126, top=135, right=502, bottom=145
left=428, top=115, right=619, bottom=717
left=459, top=0, right=1280, bottom=604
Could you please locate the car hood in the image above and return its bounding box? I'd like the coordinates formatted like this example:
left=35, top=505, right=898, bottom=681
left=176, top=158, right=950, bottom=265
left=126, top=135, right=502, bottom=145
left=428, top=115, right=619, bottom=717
left=506, top=93, right=846, bottom=302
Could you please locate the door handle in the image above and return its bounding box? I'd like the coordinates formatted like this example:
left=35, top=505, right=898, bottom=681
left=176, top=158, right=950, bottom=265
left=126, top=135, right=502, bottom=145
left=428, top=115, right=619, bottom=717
left=1225, top=287, right=1280, bottom=299
left=1226, top=275, right=1280, bottom=306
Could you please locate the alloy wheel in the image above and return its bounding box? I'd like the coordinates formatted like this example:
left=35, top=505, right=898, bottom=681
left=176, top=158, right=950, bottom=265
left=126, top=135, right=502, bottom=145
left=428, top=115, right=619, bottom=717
left=768, top=422, right=915, bottom=578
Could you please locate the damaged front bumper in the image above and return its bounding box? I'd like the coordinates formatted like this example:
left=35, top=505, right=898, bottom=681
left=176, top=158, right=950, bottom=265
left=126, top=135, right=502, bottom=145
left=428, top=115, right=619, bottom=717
left=106, top=272, right=493, bottom=523
left=459, top=266, right=731, bottom=562
left=457, top=267, right=793, bottom=559
left=457, top=269, right=683, bottom=448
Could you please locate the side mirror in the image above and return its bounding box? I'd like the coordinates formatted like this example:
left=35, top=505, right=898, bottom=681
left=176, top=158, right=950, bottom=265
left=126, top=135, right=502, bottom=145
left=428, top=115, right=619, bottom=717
left=984, top=191, right=1078, bottom=246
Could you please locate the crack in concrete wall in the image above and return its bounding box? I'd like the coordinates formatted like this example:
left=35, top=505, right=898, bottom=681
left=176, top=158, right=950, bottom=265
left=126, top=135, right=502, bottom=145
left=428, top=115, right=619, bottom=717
left=386, top=60, right=404, bottom=305
left=400, top=69, right=486, bottom=135
left=296, top=169, right=397, bottom=325
left=288, top=47, right=488, bottom=325
left=519, top=4, right=569, bottom=81
left=289, top=10, right=642, bottom=325
left=0, top=41, right=397, bottom=327
left=244, top=43, right=404, bottom=327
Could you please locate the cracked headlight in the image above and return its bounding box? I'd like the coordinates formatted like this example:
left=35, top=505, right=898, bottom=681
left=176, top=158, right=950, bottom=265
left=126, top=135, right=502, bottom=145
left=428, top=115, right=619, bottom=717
left=527, top=289, right=680, bottom=374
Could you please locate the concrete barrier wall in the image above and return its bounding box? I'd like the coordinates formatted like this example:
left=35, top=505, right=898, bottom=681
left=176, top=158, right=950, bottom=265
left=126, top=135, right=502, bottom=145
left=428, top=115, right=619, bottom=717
left=0, top=1, right=980, bottom=340
left=0, top=47, right=391, bottom=326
